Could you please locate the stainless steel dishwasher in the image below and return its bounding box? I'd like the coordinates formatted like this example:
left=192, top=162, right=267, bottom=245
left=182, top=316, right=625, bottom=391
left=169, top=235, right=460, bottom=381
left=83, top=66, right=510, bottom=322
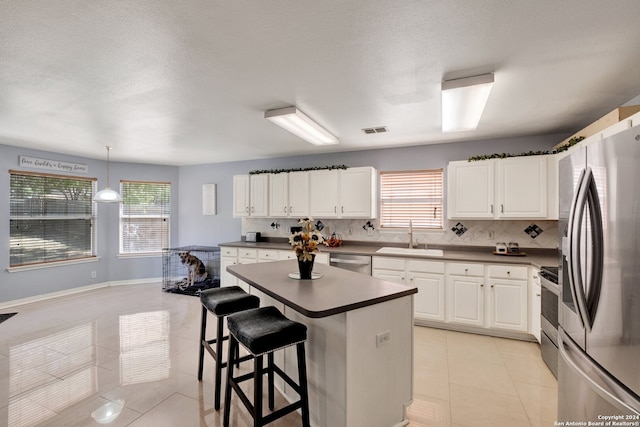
left=329, top=254, right=372, bottom=275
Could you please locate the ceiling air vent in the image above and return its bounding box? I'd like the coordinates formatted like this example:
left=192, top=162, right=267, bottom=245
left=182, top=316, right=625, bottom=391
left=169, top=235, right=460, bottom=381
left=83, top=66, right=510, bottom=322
left=362, top=126, right=388, bottom=134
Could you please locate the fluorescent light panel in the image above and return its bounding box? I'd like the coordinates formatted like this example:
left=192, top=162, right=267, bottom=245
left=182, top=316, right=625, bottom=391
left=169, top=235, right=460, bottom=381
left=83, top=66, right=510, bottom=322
left=441, top=73, right=494, bottom=133
left=265, top=106, right=338, bottom=146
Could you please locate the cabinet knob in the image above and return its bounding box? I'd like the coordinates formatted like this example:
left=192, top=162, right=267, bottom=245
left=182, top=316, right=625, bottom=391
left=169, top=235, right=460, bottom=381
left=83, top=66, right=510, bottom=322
left=464, top=268, right=468, bottom=272
left=536, top=293, right=541, bottom=297
left=533, top=275, right=538, bottom=279
left=491, top=284, right=494, bottom=288
left=490, top=205, right=494, bottom=213
left=501, top=204, right=504, bottom=213
left=480, top=283, right=484, bottom=287
left=507, top=271, right=511, bottom=275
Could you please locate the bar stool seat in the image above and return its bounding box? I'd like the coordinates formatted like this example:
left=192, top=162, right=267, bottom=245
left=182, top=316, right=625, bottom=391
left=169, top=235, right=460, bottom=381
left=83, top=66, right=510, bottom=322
left=198, top=286, right=260, bottom=410
left=223, top=306, right=311, bottom=427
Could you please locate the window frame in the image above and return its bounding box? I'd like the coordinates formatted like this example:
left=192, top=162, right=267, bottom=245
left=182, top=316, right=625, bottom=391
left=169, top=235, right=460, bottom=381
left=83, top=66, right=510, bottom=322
left=9, top=169, right=98, bottom=269
left=379, top=169, right=444, bottom=230
left=119, top=180, right=171, bottom=256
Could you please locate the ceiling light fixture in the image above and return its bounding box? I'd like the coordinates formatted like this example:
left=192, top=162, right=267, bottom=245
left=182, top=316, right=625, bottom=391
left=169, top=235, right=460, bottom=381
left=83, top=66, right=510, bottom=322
left=441, top=73, right=494, bottom=133
left=93, top=146, right=122, bottom=203
left=265, top=106, right=338, bottom=146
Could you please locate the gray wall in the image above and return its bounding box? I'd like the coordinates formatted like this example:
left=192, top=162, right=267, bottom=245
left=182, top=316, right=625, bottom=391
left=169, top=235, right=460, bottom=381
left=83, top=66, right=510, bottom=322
left=0, top=143, right=179, bottom=303
left=177, top=133, right=566, bottom=247
left=1, top=132, right=565, bottom=303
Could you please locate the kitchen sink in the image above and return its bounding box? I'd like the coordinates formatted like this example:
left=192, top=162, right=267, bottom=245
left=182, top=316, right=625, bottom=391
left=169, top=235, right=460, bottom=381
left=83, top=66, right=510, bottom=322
left=375, top=247, right=444, bottom=257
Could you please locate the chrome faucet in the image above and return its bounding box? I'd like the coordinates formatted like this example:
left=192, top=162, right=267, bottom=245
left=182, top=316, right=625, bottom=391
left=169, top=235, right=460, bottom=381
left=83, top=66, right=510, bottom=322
left=408, top=220, right=414, bottom=249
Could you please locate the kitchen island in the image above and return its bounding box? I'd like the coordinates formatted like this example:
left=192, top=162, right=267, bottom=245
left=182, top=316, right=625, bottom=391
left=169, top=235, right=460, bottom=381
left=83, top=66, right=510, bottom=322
left=227, top=260, right=417, bottom=427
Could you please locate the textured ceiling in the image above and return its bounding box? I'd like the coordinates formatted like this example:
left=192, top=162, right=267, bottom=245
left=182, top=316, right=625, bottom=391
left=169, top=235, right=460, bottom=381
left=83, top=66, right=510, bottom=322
left=2, top=1, right=640, bottom=165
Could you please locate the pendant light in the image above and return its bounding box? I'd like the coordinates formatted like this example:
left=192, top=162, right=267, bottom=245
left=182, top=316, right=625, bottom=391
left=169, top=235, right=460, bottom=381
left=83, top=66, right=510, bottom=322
left=93, top=146, right=122, bottom=203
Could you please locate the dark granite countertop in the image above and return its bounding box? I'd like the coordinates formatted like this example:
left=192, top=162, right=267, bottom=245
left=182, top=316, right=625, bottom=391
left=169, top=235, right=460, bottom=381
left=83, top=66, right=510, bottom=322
left=227, top=260, right=418, bottom=318
left=219, top=240, right=559, bottom=269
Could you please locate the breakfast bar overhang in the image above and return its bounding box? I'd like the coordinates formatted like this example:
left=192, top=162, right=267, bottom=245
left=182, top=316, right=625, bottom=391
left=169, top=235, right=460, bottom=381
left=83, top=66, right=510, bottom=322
left=227, top=259, right=418, bottom=427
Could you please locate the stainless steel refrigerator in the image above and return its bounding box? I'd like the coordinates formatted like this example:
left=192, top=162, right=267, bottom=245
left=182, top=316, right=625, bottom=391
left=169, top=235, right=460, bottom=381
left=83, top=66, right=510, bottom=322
left=558, top=124, right=640, bottom=420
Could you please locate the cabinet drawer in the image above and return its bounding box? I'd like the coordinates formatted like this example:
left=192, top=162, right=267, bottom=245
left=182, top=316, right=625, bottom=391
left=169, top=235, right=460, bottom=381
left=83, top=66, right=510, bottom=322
left=220, top=247, right=238, bottom=257
left=238, top=248, right=257, bottom=259
left=278, top=250, right=298, bottom=260
left=488, top=265, right=528, bottom=280
left=372, top=256, right=406, bottom=271
left=407, top=260, right=445, bottom=274
left=258, top=249, right=279, bottom=261
left=448, top=262, right=484, bottom=277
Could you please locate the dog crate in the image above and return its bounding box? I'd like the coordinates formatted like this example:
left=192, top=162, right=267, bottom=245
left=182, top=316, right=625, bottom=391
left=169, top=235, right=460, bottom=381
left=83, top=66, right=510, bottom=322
left=162, top=246, right=220, bottom=295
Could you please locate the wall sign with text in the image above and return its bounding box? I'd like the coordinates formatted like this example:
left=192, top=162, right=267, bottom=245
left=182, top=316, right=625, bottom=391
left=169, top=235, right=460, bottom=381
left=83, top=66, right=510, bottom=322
left=19, top=156, right=88, bottom=174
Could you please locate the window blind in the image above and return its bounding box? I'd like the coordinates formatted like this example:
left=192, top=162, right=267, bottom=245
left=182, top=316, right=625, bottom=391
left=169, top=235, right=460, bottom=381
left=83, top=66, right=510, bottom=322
left=119, top=181, right=171, bottom=254
left=9, top=170, right=96, bottom=267
left=380, top=169, right=444, bottom=229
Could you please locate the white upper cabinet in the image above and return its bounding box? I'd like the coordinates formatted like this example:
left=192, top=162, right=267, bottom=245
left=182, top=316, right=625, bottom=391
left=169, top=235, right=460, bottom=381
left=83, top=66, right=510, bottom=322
left=233, top=174, right=250, bottom=217
left=288, top=171, right=310, bottom=217
left=309, top=169, right=340, bottom=217
left=447, top=160, right=495, bottom=219
left=496, top=156, right=547, bottom=218
left=249, top=174, right=269, bottom=217
left=268, top=173, right=288, bottom=217
left=447, top=155, right=550, bottom=219
left=309, top=167, right=377, bottom=219
left=236, top=167, right=376, bottom=219
left=269, top=172, right=310, bottom=217
left=233, top=174, right=269, bottom=217
left=340, top=167, right=377, bottom=218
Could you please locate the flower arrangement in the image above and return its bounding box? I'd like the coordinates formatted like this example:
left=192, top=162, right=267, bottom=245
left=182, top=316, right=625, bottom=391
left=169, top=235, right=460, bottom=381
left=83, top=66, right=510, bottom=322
left=289, top=218, right=325, bottom=262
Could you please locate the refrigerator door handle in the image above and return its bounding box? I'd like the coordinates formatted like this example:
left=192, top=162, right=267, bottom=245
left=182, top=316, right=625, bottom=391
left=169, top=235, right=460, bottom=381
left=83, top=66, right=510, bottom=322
left=585, top=172, right=604, bottom=324
left=567, top=167, right=590, bottom=330
left=559, top=329, right=640, bottom=415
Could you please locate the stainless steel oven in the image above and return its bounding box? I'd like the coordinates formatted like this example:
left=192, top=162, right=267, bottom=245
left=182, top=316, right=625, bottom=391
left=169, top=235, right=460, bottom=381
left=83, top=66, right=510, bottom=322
left=539, top=266, right=559, bottom=378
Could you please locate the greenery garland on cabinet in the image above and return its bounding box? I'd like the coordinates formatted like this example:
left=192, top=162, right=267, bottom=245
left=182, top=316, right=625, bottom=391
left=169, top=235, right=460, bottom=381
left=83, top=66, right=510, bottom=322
left=468, top=136, right=585, bottom=162
left=249, top=165, right=348, bottom=175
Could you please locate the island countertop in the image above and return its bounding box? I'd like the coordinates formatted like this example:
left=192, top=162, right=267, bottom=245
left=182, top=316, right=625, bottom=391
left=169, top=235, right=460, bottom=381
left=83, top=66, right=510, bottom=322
left=227, top=259, right=417, bottom=318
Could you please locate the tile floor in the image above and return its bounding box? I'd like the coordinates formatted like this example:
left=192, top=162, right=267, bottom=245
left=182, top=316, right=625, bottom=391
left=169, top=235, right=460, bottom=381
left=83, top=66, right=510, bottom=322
left=0, top=283, right=557, bottom=426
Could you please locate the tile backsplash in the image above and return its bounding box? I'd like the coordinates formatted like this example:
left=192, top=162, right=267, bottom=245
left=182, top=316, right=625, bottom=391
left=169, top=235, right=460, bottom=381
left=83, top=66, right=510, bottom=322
left=242, top=218, right=559, bottom=249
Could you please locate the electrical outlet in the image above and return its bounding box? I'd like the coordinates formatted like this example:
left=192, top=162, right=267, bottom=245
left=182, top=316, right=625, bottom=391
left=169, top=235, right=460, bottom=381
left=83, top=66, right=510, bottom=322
left=488, top=230, right=494, bottom=239
left=376, top=330, right=391, bottom=347
left=91, top=271, right=97, bottom=279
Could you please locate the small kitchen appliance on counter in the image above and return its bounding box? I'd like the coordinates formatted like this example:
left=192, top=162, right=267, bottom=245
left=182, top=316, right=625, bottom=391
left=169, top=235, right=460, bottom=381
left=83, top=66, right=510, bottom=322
left=507, top=242, right=520, bottom=253
left=245, top=232, right=261, bottom=242
left=495, top=242, right=507, bottom=253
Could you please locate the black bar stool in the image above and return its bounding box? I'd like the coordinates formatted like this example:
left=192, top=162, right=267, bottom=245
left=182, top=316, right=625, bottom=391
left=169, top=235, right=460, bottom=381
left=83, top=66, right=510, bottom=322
left=223, top=306, right=310, bottom=427
left=198, top=286, right=260, bottom=410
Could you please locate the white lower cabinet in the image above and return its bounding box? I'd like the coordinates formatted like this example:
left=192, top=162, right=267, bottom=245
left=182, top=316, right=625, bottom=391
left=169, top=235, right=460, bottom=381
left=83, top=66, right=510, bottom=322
left=446, top=263, right=485, bottom=327
left=225, top=248, right=532, bottom=338
left=373, top=257, right=445, bottom=322
left=487, top=265, right=528, bottom=332
left=529, top=268, right=542, bottom=343
left=221, top=247, right=239, bottom=288
left=220, top=247, right=330, bottom=292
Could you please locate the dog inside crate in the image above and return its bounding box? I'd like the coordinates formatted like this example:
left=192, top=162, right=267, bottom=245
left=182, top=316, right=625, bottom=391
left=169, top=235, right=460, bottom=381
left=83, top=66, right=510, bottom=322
left=163, top=246, right=220, bottom=295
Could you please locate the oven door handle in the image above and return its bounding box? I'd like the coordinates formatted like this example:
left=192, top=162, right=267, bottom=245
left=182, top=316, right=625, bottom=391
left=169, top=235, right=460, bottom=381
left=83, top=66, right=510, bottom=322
left=540, top=276, right=560, bottom=296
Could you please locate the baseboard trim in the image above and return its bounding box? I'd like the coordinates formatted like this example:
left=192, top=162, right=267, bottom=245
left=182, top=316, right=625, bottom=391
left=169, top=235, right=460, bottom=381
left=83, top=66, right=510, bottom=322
left=0, top=277, right=162, bottom=310
left=414, top=319, right=537, bottom=342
